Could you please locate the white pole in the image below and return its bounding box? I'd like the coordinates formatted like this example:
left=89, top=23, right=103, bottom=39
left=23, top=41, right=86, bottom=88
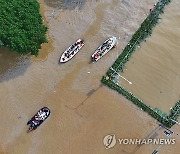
left=170, top=119, right=180, bottom=125
left=110, top=67, right=132, bottom=84
left=170, top=107, right=180, bottom=125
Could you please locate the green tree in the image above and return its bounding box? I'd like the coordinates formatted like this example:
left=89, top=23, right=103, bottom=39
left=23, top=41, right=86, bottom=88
left=0, top=0, right=47, bottom=55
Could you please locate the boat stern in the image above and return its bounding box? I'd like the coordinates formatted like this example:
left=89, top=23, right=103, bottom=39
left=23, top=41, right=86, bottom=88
left=59, top=55, right=69, bottom=63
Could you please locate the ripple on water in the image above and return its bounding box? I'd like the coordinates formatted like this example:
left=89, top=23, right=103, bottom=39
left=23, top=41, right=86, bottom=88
left=44, top=0, right=86, bottom=10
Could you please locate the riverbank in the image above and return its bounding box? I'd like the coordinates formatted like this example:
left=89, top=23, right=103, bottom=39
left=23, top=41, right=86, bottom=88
left=0, top=0, right=179, bottom=153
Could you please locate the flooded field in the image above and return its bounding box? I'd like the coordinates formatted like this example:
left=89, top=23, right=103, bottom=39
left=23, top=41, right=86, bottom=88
left=0, top=0, right=179, bottom=154
left=120, top=0, right=180, bottom=114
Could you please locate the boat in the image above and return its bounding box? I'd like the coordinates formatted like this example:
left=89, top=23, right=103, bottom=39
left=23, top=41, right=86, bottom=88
left=27, top=107, right=50, bottom=133
left=91, top=36, right=117, bottom=62
left=59, top=39, right=85, bottom=63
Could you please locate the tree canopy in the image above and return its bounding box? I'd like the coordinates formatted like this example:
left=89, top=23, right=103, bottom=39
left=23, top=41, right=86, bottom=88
left=0, top=0, right=47, bottom=55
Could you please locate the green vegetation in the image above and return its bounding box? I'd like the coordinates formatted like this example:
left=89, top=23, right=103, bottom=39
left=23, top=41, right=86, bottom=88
left=0, top=0, right=47, bottom=55
left=0, top=40, right=4, bottom=47
left=102, top=0, right=179, bottom=128
left=167, top=101, right=180, bottom=126
left=102, top=77, right=172, bottom=127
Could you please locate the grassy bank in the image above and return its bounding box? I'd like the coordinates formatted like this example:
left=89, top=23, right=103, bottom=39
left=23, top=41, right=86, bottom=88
left=0, top=0, right=47, bottom=55
left=102, top=0, right=179, bottom=128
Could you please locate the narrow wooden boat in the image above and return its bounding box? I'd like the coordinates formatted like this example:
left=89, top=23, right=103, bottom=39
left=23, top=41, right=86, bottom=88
left=91, top=36, right=117, bottom=62
left=27, top=107, right=50, bottom=133
left=59, top=39, right=85, bottom=63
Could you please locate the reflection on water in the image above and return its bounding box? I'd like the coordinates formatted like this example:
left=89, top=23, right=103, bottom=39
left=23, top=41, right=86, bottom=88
left=0, top=48, right=30, bottom=82
left=0, top=48, right=20, bottom=74
left=44, top=0, right=86, bottom=9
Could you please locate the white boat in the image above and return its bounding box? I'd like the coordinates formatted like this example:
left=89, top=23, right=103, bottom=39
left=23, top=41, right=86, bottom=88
left=91, top=36, right=117, bottom=62
left=59, top=39, right=85, bottom=63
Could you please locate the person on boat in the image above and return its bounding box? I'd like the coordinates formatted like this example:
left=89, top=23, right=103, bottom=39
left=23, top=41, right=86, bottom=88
left=100, top=45, right=104, bottom=51
left=40, top=112, right=47, bottom=120
left=106, top=41, right=112, bottom=48
left=71, top=44, right=75, bottom=50
left=32, top=119, right=38, bottom=125
left=35, top=115, right=39, bottom=120
left=76, top=41, right=82, bottom=47
left=101, top=40, right=109, bottom=50
left=43, top=108, right=48, bottom=112
left=65, top=53, right=70, bottom=58
left=27, top=120, right=37, bottom=132
left=97, top=51, right=101, bottom=56
left=108, top=40, right=112, bottom=45
left=28, top=126, right=34, bottom=132
left=38, top=110, right=47, bottom=119
left=31, top=123, right=38, bottom=130
left=94, top=54, right=99, bottom=60
left=42, top=108, right=48, bottom=116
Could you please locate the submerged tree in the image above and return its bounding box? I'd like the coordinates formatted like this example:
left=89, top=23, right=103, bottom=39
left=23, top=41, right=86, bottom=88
left=0, top=0, right=47, bottom=55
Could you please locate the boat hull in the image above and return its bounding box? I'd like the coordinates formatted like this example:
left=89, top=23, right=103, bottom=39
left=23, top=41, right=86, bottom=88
left=59, top=39, right=85, bottom=63
left=91, top=36, right=117, bottom=62
left=27, top=107, right=50, bottom=133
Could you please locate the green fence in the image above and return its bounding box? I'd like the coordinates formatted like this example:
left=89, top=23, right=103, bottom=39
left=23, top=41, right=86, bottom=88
left=107, top=0, right=172, bottom=75
left=101, top=76, right=174, bottom=127
left=102, top=0, right=179, bottom=128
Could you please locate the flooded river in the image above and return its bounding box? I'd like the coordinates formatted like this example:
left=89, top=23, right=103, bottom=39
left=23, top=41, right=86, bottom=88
left=0, top=0, right=179, bottom=153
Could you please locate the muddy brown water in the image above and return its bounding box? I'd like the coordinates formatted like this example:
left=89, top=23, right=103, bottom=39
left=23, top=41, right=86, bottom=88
left=0, top=0, right=179, bottom=153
